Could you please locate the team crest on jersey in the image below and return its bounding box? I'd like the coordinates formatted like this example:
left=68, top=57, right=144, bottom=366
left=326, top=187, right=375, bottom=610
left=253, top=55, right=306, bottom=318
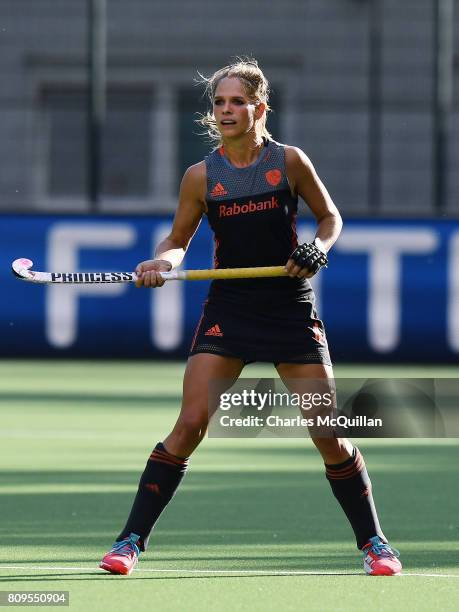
left=265, top=169, right=282, bottom=186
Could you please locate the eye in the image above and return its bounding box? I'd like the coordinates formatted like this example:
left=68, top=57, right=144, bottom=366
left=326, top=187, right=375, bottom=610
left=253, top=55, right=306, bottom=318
left=214, top=99, right=223, bottom=105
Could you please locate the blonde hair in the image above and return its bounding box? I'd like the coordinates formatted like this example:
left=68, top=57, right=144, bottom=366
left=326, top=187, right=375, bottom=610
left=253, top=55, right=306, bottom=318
left=196, top=58, right=272, bottom=145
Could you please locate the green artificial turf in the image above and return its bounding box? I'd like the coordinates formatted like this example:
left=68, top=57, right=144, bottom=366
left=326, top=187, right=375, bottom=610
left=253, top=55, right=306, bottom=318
left=0, top=361, right=458, bottom=611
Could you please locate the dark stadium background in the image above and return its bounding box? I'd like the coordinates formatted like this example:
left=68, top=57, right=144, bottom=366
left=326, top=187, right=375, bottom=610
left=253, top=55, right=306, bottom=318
left=0, top=3, right=458, bottom=611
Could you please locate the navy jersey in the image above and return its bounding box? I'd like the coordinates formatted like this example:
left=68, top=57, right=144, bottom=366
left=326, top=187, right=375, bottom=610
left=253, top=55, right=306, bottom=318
left=204, top=139, right=312, bottom=304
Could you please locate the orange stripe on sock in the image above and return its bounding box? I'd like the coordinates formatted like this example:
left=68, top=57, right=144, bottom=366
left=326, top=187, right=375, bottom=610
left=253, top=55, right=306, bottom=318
left=149, top=456, right=185, bottom=469
left=152, top=449, right=182, bottom=461
left=150, top=451, right=181, bottom=464
left=326, top=452, right=365, bottom=480
left=153, top=449, right=188, bottom=465
left=149, top=450, right=189, bottom=468
left=326, top=456, right=364, bottom=475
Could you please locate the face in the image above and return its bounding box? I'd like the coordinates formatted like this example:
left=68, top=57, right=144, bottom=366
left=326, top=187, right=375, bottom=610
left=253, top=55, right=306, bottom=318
left=213, top=77, right=264, bottom=140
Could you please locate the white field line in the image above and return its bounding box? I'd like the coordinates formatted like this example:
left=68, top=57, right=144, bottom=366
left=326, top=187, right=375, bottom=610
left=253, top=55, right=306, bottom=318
left=0, top=566, right=458, bottom=578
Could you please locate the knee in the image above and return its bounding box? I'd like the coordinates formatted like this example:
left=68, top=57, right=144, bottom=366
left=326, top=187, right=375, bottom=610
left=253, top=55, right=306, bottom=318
left=173, top=413, right=208, bottom=441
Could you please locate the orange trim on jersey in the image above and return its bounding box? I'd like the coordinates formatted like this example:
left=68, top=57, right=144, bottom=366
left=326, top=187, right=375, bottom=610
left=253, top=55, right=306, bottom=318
left=213, top=237, right=220, bottom=268
left=190, top=311, right=205, bottom=352
left=291, top=212, right=298, bottom=250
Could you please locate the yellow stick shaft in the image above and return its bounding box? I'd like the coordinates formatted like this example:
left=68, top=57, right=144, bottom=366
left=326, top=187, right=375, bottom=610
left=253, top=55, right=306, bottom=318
left=165, top=266, right=288, bottom=281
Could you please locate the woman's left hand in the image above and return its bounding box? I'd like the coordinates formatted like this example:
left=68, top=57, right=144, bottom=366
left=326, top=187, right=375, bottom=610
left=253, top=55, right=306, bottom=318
left=285, top=240, right=328, bottom=278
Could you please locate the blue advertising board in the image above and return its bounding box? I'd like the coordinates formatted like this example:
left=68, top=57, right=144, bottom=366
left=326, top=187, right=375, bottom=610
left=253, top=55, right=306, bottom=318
left=1, top=215, right=458, bottom=362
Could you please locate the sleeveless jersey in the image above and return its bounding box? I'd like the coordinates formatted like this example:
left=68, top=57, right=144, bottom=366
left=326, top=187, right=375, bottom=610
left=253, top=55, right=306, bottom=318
left=204, top=139, right=312, bottom=304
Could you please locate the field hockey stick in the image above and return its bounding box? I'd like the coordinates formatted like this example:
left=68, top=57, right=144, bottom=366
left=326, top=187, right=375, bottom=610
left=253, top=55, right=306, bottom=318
left=12, top=258, right=288, bottom=284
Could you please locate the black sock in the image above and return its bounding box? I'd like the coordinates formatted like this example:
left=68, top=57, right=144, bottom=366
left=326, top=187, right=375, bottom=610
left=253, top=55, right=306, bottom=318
left=325, top=447, right=386, bottom=550
left=117, top=442, right=189, bottom=551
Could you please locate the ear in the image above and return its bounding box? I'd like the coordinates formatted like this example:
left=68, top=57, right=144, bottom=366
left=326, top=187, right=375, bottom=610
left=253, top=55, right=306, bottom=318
left=255, top=102, right=266, bottom=120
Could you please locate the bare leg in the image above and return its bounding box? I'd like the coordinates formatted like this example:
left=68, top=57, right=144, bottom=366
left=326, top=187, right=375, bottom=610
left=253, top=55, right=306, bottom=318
left=275, top=362, right=353, bottom=462
left=114, top=353, right=245, bottom=550
left=164, top=353, right=245, bottom=456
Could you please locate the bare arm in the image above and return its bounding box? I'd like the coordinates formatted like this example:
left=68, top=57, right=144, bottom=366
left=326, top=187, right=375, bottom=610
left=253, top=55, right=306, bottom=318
left=285, top=146, right=342, bottom=277
left=136, top=162, right=207, bottom=287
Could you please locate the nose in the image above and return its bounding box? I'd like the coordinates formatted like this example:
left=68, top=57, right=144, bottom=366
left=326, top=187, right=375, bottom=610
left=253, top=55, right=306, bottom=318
left=222, top=101, right=232, bottom=114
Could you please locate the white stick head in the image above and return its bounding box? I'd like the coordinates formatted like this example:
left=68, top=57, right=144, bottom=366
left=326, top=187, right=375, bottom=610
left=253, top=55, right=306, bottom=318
left=12, top=258, right=35, bottom=280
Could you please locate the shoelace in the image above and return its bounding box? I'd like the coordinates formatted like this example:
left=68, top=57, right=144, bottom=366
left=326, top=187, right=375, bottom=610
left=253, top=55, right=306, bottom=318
left=110, top=535, right=140, bottom=558
left=364, top=538, right=400, bottom=559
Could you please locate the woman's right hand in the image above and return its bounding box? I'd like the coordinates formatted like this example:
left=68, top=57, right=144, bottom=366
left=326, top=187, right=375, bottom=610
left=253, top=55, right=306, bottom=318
left=135, top=259, right=172, bottom=288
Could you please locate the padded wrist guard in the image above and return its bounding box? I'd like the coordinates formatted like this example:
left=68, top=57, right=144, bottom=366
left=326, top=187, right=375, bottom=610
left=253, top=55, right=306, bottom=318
left=290, top=240, right=328, bottom=275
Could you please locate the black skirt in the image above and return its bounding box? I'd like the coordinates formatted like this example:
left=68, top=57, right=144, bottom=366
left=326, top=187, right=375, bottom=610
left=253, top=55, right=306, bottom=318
left=189, top=279, right=331, bottom=365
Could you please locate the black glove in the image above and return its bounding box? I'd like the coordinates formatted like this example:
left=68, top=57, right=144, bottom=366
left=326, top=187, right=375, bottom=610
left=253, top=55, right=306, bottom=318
left=290, top=240, right=328, bottom=275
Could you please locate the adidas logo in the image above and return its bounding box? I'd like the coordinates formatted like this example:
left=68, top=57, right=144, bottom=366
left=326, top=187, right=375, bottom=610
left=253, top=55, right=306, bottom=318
left=210, top=182, right=228, bottom=197
left=205, top=324, right=223, bottom=337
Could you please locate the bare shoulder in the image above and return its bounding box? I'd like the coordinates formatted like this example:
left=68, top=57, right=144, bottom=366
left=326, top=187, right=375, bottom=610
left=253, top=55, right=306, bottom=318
left=284, top=145, right=314, bottom=172
left=183, top=160, right=206, bottom=180
left=180, top=160, right=207, bottom=205
left=284, top=145, right=316, bottom=195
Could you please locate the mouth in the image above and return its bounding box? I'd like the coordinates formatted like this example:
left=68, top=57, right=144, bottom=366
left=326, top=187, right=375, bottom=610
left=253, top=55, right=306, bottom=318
left=220, top=120, right=236, bottom=125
